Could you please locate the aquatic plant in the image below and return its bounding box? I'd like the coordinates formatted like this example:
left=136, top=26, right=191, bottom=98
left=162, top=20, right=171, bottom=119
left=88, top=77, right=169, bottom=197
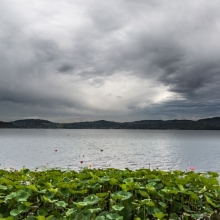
left=0, top=168, right=220, bottom=219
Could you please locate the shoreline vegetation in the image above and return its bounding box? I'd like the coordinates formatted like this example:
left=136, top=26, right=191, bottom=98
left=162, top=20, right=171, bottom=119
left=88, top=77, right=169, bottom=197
left=1, top=117, right=220, bottom=129
left=0, top=167, right=220, bottom=219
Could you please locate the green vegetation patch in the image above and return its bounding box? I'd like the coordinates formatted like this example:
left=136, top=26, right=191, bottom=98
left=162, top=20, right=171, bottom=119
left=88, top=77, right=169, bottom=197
left=0, top=168, right=220, bottom=219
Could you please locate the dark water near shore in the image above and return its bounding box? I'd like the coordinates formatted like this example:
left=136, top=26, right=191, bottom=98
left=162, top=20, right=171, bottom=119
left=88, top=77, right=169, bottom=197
left=0, top=129, right=220, bottom=172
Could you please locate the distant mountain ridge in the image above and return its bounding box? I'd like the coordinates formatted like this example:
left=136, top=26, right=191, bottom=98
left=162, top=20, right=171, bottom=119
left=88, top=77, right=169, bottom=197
left=1, top=117, right=220, bottom=129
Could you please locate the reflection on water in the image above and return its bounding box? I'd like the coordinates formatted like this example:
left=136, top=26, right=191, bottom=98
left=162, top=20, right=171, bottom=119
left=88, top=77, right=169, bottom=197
left=0, top=129, right=220, bottom=172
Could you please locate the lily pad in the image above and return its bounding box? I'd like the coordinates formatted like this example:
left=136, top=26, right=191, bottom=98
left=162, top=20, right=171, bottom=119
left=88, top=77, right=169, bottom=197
left=84, top=194, right=99, bottom=205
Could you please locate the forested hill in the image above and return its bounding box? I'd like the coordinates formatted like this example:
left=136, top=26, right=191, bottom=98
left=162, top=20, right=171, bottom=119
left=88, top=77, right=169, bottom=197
left=1, top=117, right=220, bottom=129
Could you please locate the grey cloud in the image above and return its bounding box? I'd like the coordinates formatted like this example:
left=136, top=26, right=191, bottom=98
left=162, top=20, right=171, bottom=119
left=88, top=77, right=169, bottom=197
left=1, top=0, right=220, bottom=122
left=57, top=63, right=74, bottom=73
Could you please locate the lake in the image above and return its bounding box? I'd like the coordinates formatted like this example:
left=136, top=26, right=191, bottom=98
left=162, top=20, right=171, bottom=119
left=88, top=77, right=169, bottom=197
left=0, top=129, right=220, bottom=172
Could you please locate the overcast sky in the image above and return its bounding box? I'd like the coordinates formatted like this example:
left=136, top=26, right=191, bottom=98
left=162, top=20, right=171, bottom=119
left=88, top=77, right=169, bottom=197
left=1, top=0, right=220, bottom=122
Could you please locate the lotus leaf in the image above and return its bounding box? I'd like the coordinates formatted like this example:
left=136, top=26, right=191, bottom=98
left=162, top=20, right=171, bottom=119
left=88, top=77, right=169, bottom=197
left=55, top=200, right=68, bottom=208
left=111, top=191, right=132, bottom=201
left=0, top=185, right=7, bottom=190
left=95, top=216, right=105, bottom=220
left=15, top=190, right=30, bottom=202
left=89, top=207, right=102, bottom=213
left=74, top=201, right=88, bottom=208
left=138, top=190, right=149, bottom=198
left=169, top=213, right=179, bottom=220
left=84, top=194, right=99, bottom=205
left=36, top=216, right=46, bottom=220
left=109, top=178, right=118, bottom=185
left=112, top=204, right=124, bottom=211
left=37, top=209, right=47, bottom=216
left=106, top=213, right=123, bottom=220
left=153, top=212, right=166, bottom=219
left=27, top=217, right=38, bottom=220
left=10, top=209, right=21, bottom=216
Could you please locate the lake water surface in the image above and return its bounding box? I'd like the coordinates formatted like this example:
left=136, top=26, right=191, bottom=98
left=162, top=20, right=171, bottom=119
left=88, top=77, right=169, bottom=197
left=0, top=129, right=220, bottom=172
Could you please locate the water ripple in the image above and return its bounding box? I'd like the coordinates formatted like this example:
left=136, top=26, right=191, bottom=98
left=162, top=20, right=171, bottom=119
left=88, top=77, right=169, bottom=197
left=1, top=129, right=220, bottom=171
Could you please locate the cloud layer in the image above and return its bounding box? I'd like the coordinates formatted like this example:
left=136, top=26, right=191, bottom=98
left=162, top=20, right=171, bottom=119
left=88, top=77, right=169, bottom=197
left=1, top=0, right=220, bottom=122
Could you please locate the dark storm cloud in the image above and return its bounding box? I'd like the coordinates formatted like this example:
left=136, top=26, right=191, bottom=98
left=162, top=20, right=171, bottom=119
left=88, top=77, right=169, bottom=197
left=58, top=64, right=74, bottom=73
left=1, top=0, right=220, bottom=122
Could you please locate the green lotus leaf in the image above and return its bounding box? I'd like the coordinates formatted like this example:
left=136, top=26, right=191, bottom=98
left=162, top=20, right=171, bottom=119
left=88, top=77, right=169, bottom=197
left=153, top=212, right=166, bottom=219
left=66, top=208, right=76, bottom=216
left=177, top=184, right=185, bottom=193
left=37, top=208, right=48, bottom=216
left=46, top=215, right=55, bottom=220
left=38, top=189, right=47, bottom=194
left=74, top=201, right=88, bottom=208
left=183, top=205, right=192, bottom=213
left=119, top=184, right=128, bottom=191
left=89, top=207, right=102, bottom=213
left=63, top=177, right=71, bottom=182
left=96, top=211, right=109, bottom=217
left=90, top=172, right=100, bottom=179
left=84, top=194, right=99, bottom=205
left=96, top=192, right=109, bottom=198
left=0, top=217, right=14, bottom=220
left=191, top=213, right=203, bottom=219
left=27, top=217, right=38, bottom=220
left=5, top=192, right=16, bottom=200
left=22, top=168, right=30, bottom=174
left=0, top=185, right=7, bottom=190
left=45, top=191, right=55, bottom=199
left=0, top=199, right=4, bottom=204
left=111, top=191, right=132, bottom=201
left=80, top=210, right=94, bottom=219
left=148, top=179, right=161, bottom=183
left=10, top=209, right=22, bottom=216
left=169, top=213, right=179, bottom=220
left=147, top=201, right=155, bottom=206
left=189, top=191, right=199, bottom=200
left=99, top=176, right=110, bottom=183
left=95, top=216, right=105, bottom=220
left=36, top=216, right=46, bottom=220
left=42, top=195, right=58, bottom=203
left=139, top=199, right=150, bottom=205
left=24, top=202, right=33, bottom=207
left=18, top=203, right=29, bottom=212
left=159, top=202, right=167, bottom=208
left=138, top=190, right=149, bottom=198
left=112, top=204, right=124, bottom=211
left=123, top=178, right=133, bottom=183
left=26, top=184, right=38, bottom=191
left=106, top=213, right=123, bottom=220
left=60, top=188, right=70, bottom=197
left=15, top=190, right=31, bottom=202
left=205, top=195, right=217, bottom=208
left=145, top=185, right=156, bottom=193
left=155, top=183, right=163, bottom=190
left=55, top=200, right=68, bottom=208
left=109, top=178, right=118, bottom=185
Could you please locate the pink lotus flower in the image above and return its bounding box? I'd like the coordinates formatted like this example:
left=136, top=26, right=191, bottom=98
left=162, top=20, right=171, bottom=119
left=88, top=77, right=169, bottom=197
left=190, top=166, right=195, bottom=171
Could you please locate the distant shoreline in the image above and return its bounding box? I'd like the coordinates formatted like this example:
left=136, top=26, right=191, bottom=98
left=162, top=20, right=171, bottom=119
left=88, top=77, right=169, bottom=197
left=1, top=117, right=220, bottom=129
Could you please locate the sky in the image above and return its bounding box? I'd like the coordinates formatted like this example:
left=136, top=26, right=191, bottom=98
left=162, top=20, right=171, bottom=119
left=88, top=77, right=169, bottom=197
left=1, top=0, right=220, bottom=123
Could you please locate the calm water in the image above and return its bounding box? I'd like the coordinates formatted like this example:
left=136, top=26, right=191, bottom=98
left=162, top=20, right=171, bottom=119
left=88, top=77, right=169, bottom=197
left=0, top=129, right=220, bottom=172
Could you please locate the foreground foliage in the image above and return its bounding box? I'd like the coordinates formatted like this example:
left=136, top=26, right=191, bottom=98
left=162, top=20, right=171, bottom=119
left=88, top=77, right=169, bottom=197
left=0, top=168, right=220, bottom=219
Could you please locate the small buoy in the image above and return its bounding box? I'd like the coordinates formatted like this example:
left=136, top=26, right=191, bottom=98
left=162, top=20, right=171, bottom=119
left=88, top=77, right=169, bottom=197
left=55, top=150, right=57, bottom=152
left=101, top=149, right=103, bottom=152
